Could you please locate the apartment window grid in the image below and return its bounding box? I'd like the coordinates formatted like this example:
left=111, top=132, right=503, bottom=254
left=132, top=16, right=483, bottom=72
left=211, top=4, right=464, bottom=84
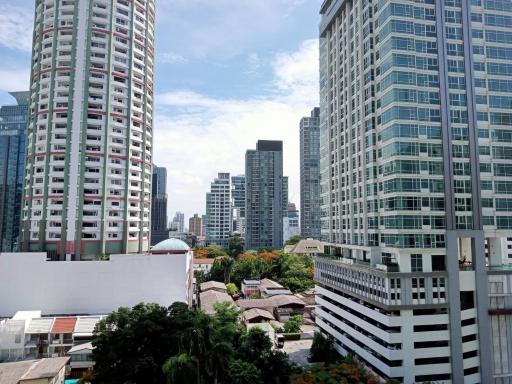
left=23, top=0, right=155, bottom=258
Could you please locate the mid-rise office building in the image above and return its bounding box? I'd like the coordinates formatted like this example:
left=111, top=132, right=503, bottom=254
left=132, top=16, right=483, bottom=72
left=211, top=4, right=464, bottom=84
left=0, top=92, right=29, bottom=252
left=245, top=141, right=286, bottom=249
left=316, top=1, right=512, bottom=383
left=151, top=165, right=167, bottom=246
left=21, top=0, right=156, bottom=260
left=300, top=107, right=321, bottom=239
left=205, top=173, right=231, bottom=247
left=189, top=214, right=202, bottom=237
left=231, top=175, right=246, bottom=235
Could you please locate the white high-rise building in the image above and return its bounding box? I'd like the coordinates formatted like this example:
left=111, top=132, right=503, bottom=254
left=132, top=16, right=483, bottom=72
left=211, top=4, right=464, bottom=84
left=316, top=1, right=512, bottom=383
left=21, top=0, right=155, bottom=260
left=205, top=173, right=231, bottom=248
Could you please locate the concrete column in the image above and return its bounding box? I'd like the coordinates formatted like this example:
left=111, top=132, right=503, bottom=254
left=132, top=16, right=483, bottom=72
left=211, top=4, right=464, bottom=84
left=488, top=237, right=505, bottom=266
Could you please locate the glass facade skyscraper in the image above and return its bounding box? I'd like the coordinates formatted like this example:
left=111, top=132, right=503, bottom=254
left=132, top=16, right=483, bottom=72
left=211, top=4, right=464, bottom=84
left=0, top=92, right=29, bottom=252
left=316, top=0, right=512, bottom=382
left=300, top=107, right=321, bottom=239
left=151, top=165, right=167, bottom=246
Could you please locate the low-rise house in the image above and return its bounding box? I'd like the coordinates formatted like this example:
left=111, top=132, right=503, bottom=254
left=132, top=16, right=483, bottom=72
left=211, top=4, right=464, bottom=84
left=242, top=308, right=275, bottom=324
left=0, top=357, right=69, bottom=384
left=237, top=295, right=306, bottom=321
left=193, top=258, right=215, bottom=272
left=0, top=312, right=104, bottom=363
left=199, top=290, right=233, bottom=315
left=241, top=279, right=261, bottom=296
left=200, top=281, right=227, bottom=293
left=67, top=342, right=94, bottom=379
left=284, top=238, right=325, bottom=256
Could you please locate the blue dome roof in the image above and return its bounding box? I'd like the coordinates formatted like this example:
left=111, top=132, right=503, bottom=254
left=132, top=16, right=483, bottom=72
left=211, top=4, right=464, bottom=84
left=151, top=238, right=190, bottom=252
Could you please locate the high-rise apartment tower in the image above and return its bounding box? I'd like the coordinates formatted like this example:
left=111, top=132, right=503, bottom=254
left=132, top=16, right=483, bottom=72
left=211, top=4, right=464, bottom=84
left=189, top=214, right=202, bottom=237
left=205, top=173, right=231, bottom=247
left=300, top=107, right=321, bottom=239
left=315, top=1, right=512, bottom=383
left=0, top=92, right=29, bottom=252
left=245, top=140, right=286, bottom=249
left=21, top=0, right=155, bottom=260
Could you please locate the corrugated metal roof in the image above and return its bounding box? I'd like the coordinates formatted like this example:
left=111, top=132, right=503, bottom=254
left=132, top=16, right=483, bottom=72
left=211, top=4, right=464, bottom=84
left=26, top=318, right=54, bottom=334
left=51, top=317, right=77, bottom=334
left=74, top=316, right=103, bottom=335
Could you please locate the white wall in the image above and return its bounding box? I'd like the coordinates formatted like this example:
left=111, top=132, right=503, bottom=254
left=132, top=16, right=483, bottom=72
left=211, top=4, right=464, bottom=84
left=0, top=252, right=192, bottom=316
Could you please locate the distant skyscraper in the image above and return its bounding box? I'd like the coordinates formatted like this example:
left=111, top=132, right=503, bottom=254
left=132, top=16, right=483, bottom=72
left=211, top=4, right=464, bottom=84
left=315, top=1, right=512, bottom=382
left=189, top=214, right=202, bottom=237
left=245, top=140, right=286, bottom=249
left=205, top=173, right=231, bottom=247
left=283, top=203, right=300, bottom=243
left=21, top=0, right=156, bottom=260
left=0, top=92, right=29, bottom=252
left=300, top=107, right=321, bottom=239
left=170, top=212, right=185, bottom=233
left=151, top=165, right=168, bottom=246
left=231, top=175, right=246, bottom=235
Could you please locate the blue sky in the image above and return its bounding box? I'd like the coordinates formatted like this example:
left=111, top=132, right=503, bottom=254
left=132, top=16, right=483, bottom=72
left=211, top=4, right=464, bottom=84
left=0, top=0, right=321, bottom=223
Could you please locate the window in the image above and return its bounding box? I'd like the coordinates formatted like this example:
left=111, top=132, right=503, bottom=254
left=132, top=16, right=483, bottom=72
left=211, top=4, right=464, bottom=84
left=432, top=255, right=446, bottom=271
left=411, top=254, right=423, bottom=272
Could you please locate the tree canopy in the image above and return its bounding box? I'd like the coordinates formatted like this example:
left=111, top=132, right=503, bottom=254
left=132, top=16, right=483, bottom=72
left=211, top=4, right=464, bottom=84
left=204, top=249, right=314, bottom=293
left=91, top=302, right=296, bottom=384
left=284, top=235, right=303, bottom=246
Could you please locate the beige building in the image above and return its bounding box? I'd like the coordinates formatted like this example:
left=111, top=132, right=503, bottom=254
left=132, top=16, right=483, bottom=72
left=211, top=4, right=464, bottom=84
left=0, top=357, right=69, bottom=384
left=189, top=214, right=203, bottom=237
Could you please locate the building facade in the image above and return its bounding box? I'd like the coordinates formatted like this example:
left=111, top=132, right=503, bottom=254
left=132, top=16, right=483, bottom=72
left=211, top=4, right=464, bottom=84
left=205, top=173, right=231, bottom=247
left=245, top=140, right=285, bottom=249
left=283, top=203, right=300, bottom=243
left=189, top=214, right=202, bottom=237
left=151, top=165, right=167, bottom=246
left=316, top=1, right=512, bottom=383
left=170, top=211, right=185, bottom=233
left=231, top=175, right=246, bottom=235
left=300, top=107, right=321, bottom=239
left=0, top=92, right=29, bottom=252
left=21, top=0, right=155, bottom=260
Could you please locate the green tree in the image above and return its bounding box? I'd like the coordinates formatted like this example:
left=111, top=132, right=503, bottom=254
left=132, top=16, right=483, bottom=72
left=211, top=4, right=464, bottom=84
left=284, top=235, right=303, bottom=246
left=309, top=332, right=338, bottom=365
left=228, top=234, right=245, bottom=258
left=163, top=353, right=198, bottom=384
left=220, top=256, right=235, bottom=284
left=226, top=282, right=239, bottom=296
left=283, top=315, right=303, bottom=334
left=227, top=360, right=262, bottom=384
left=92, top=303, right=185, bottom=384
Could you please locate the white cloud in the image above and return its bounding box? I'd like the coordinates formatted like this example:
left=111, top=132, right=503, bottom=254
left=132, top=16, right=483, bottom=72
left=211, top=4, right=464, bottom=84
left=0, top=69, right=30, bottom=93
left=159, top=52, right=188, bottom=64
left=0, top=5, right=34, bottom=52
left=154, top=39, right=319, bottom=220
left=156, top=0, right=310, bottom=60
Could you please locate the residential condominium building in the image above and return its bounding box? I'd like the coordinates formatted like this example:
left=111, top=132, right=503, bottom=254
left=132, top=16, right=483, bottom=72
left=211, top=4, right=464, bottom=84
left=231, top=174, right=246, bottom=235
left=316, top=1, right=512, bottom=383
left=189, top=214, right=202, bottom=237
left=21, top=0, right=156, bottom=260
left=205, top=173, right=231, bottom=247
left=283, top=203, right=300, bottom=243
left=0, top=92, right=29, bottom=252
left=300, top=107, right=321, bottom=239
left=151, top=165, right=168, bottom=246
left=245, top=140, right=286, bottom=249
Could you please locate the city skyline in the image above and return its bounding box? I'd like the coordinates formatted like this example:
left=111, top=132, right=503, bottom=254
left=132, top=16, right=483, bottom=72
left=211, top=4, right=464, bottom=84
left=0, top=0, right=323, bottom=220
